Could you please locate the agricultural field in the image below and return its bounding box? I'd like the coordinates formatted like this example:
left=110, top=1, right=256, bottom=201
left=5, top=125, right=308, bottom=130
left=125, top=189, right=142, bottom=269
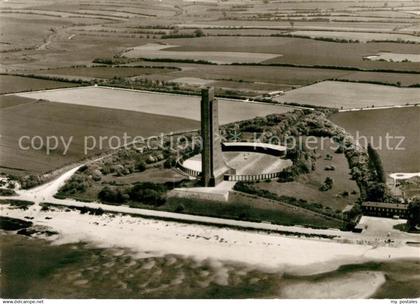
left=32, top=63, right=358, bottom=93
left=255, top=139, right=359, bottom=212
left=0, top=14, right=95, bottom=53
left=1, top=30, right=151, bottom=71
left=178, top=20, right=414, bottom=33
left=1, top=0, right=419, bottom=96
left=274, top=81, right=420, bottom=109
left=2, top=0, right=420, bottom=300
left=0, top=98, right=198, bottom=175
left=336, top=72, right=420, bottom=87
left=161, top=36, right=420, bottom=72
left=0, top=75, right=78, bottom=94
left=364, top=53, right=420, bottom=63
left=14, top=86, right=292, bottom=124
left=122, top=43, right=280, bottom=64
left=330, top=107, right=420, bottom=173
left=1, top=0, right=419, bottom=179
left=149, top=64, right=352, bottom=89
left=0, top=95, right=35, bottom=109
left=33, top=66, right=179, bottom=79
left=289, top=31, right=420, bottom=43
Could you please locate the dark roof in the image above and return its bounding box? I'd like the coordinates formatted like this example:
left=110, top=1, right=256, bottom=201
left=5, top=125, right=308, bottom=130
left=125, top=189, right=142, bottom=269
left=222, top=142, right=287, bottom=151
left=362, top=201, right=409, bottom=210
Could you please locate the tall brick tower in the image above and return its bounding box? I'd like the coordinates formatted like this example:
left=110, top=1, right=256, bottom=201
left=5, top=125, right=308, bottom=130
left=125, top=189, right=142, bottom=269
left=200, top=87, right=232, bottom=187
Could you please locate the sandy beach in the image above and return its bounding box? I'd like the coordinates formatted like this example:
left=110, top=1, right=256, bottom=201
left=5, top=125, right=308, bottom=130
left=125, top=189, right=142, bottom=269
left=1, top=165, right=419, bottom=298
left=2, top=202, right=419, bottom=278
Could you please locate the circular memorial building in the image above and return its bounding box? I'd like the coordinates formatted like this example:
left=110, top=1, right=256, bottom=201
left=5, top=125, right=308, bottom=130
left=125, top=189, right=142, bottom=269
left=178, top=142, right=292, bottom=182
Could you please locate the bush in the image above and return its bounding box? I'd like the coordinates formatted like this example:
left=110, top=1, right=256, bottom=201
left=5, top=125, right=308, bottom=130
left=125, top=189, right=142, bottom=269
left=319, top=177, right=334, bottom=191
left=0, top=199, right=34, bottom=210
left=164, top=157, right=177, bottom=168
left=0, top=188, right=16, bottom=196
left=128, top=183, right=166, bottom=206
left=77, top=165, right=88, bottom=173
left=20, top=175, right=41, bottom=189
left=57, top=175, right=88, bottom=196
left=324, top=154, right=333, bottom=160
left=98, top=186, right=126, bottom=205
left=367, top=143, right=386, bottom=183
left=407, top=200, right=420, bottom=229
left=194, top=29, right=205, bottom=37
left=135, top=161, right=146, bottom=172
left=277, top=170, right=295, bottom=182
left=365, top=182, right=387, bottom=202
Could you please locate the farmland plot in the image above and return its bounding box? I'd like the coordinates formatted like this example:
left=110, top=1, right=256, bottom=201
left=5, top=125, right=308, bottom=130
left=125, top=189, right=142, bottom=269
left=14, top=86, right=292, bottom=124
left=331, top=107, right=420, bottom=173
left=274, top=81, right=420, bottom=109
left=0, top=99, right=198, bottom=175
left=122, top=43, right=281, bottom=64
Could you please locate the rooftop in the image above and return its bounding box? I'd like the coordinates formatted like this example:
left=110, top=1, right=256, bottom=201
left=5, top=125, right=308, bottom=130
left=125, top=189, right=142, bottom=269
left=222, top=142, right=287, bottom=152
left=362, top=201, right=409, bottom=210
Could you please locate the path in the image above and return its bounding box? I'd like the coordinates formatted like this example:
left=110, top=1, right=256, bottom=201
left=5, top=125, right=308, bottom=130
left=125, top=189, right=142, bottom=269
left=2, top=164, right=419, bottom=244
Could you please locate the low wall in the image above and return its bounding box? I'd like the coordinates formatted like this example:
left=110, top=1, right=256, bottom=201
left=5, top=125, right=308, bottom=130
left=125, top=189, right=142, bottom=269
left=225, top=171, right=283, bottom=182
left=168, top=188, right=230, bottom=202
left=176, top=159, right=200, bottom=177
left=177, top=157, right=285, bottom=182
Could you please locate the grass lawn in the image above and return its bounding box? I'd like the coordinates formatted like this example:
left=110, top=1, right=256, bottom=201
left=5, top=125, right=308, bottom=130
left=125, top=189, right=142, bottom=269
left=165, top=193, right=343, bottom=229
left=255, top=138, right=359, bottom=211
left=101, top=168, right=186, bottom=185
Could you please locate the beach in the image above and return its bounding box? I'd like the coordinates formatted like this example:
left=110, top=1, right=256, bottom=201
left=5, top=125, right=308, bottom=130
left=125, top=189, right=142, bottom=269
left=1, top=165, right=419, bottom=298
left=2, top=202, right=419, bottom=277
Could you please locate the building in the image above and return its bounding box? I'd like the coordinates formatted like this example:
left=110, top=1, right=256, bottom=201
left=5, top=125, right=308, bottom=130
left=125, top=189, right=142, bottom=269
left=200, top=87, right=234, bottom=187
left=361, top=201, right=409, bottom=219
left=222, top=142, right=287, bottom=157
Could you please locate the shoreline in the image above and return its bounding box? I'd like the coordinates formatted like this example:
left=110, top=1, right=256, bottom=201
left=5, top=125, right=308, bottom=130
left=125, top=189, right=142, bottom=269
left=1, top=202, right=419, bottom=277
left=3, top=231, right=418, bottom=299
left=1, top=163, right=419, bottom=286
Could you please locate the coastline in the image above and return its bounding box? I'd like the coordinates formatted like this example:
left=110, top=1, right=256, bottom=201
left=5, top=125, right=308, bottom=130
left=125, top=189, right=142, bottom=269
left=2, top=202, right=419, bottom=277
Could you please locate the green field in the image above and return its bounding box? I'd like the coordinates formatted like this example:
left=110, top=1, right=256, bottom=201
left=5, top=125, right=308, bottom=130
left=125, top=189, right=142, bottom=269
left=168, top=194, right=343, bottom=229
left=14, top=86, right=292, bottom=124
left=331, top=107, right=420, bottom=173
left=274, top=81, right=420, bottom=109
left=0, top=75, right=78, bottom=94
left=336, top=71, right=420, bottom=87
left=153, top=64, right=351, bottom=89
left=31, top=64, right=357, bottom=93
left=34, top=66, right=178, bottom=79
left=164, top=36, right=420, bottom=72
left=289, top=30, right=420, bottom=43
left=0, top=95, right=35, bottom=109
left=123, top=43, right=280, bottom=64
left=0, top=98, right=198, bottom=175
